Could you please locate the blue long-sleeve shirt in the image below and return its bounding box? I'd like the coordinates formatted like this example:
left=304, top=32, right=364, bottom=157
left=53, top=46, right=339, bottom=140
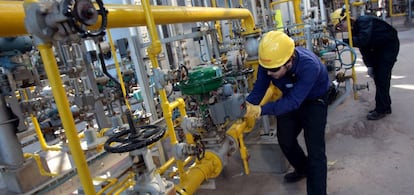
left=246, top=47, right=330, bottom=116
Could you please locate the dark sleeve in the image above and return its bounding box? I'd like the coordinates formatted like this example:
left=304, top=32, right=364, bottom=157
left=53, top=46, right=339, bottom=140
left=359, top=48, right=374, bottom=67
left=352, top=17, right=373, bottom=48
left=261, top=58, right=321, bottom=116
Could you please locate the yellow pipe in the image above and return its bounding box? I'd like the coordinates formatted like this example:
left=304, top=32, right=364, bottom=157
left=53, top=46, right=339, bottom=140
left=107, top=30, right=131, bottom=110
left=343, top=0, right=358, bottom=100
left=226, top=119, right=254, bottom=174
left=114, top=180, right=135, bottom=195
left=0, top=2, right=258, bottom=37
left=0, top=1, right=26, bottom=37
left=157, top=156, right=193, bottom=177
left=270, top=0, right=291, bottom=7
left=36, top=43, right=95, bottom=194
left=351, top=1, right=365, bottom=6
left=141, top=0, right=187, bottom=182
left=161, top=93, right=186, bottom=178
left=270, top=1, right=289, bottom=31
left=24, top=153, right=58, bottom=177
left=21, top=88, right=61, bottom=151
left=98, top=127, right=111, bottom=137
left=245, top=60, right=259, bottom=90
left=167, top=98, right=189, bottom=143
left=292, top=0, right=303, bottom=26
left=167, top=156, right=194, bottom=178
left=157, top=157, right=176, bottom=175
left=31, top=115, right=61, bottom=151
left=93, top=177, right=117, bottom=195
left=389, top=0, right=407, bottom=17
left=176, top=151, right=222, bottom=195
left=211, top=0, right=223, bottom=43
left=169, top=98, right=187, bottom=121
left=107, top=172, right=135, bottom=195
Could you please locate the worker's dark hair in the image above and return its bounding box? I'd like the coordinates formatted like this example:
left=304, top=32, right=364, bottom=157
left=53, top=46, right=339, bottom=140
left=340, top=7, right=346, bottom=17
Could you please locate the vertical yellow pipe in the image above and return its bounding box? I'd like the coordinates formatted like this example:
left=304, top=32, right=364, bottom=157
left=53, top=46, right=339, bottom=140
left=141, top=0, right=186, bottom=180
left=37, top=44, right=95, bottom=195
left=245, top=60, right=259, bottom=90
left=389, top=0, right=407, bottom=17
left=226, top=120, right=252, bottom=175
left=343, top=0, right=358, bottom=100
left=292, top=0, right=303, bottom=25
left=107, top=30, right=131, bottom=110
left=211, top=0, right=223, bottom=43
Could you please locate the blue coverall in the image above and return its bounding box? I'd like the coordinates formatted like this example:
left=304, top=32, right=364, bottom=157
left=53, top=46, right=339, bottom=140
left=246, top=46, right=330, bottom=195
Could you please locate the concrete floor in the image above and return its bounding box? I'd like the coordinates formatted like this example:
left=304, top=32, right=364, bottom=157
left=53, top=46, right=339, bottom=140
left=197, top=21, right=414, bottom=195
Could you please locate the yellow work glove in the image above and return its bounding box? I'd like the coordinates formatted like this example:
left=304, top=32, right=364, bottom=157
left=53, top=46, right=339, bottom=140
left=259, top=83, right=282, bottom=106
left=244, top=102, right=262, bottom=119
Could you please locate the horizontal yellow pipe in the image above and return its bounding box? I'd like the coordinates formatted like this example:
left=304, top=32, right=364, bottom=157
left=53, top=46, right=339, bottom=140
left=107, top=5, right=256, bottom=33
left=351, top=2, right=364, bottom=6
left=0, top=1, right=26, bottom=37
left=270, top=0, right=291, bottom=7
left=176, top=151, right=222, bottom=195
left=0, top=2, right=256, bottom=37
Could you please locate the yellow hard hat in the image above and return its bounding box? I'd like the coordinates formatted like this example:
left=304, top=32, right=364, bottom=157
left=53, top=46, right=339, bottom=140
left=258, top=31, right=294, bottom=69
left=331, top=8, right=346, bottom=27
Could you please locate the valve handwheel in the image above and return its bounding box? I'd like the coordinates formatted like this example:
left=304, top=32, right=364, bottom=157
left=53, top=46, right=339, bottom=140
left=63, top=0, right=108, bottom=37
left=104, top=125, right=166, bottom=153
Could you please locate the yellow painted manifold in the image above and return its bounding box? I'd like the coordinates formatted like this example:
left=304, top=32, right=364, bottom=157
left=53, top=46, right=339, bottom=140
left=0, top=1, right=258, bottom=37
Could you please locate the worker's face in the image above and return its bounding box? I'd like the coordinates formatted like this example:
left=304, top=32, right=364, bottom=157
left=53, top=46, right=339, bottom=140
left=336, top=20, right=349, bottom=32
left=266, top=58, right=292, bottom=79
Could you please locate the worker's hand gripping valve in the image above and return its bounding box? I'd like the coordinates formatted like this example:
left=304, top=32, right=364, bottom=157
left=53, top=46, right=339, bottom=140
left=244, top=102, right=262, bottom=119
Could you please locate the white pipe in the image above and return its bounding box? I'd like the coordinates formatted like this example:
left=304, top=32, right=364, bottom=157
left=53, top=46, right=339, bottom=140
left=303, top=0, right=309, bottom=19
left=260, top=0, right=267, bottom=30
left=250, top=0, right=259, bottom=26
left=319, top=0, right=327, bottom=25
left=308, top=6, right=319, bottom=21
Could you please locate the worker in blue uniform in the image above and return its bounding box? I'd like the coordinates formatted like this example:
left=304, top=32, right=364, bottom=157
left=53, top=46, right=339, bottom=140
left=244, top=31, right=330, bottom=195
left=331, top=8, right=400, bottom=120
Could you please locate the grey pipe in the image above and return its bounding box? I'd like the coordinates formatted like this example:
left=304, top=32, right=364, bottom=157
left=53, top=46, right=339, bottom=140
left=328, top=78, right=352, bottom=113
left=0, top=96, right=24, bottom=168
